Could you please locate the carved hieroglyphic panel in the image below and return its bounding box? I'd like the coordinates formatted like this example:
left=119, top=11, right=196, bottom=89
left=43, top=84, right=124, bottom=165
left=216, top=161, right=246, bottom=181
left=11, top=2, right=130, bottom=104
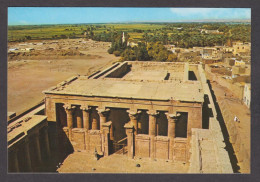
left=155, top=139, right=169, bottom=159
left=72, top=130, right=85, bottom=151
left=88, top=132, right=102, bottom=154
left=135, top=135, right=150, bottom=158
left=173, top=140, right=187, bottom=161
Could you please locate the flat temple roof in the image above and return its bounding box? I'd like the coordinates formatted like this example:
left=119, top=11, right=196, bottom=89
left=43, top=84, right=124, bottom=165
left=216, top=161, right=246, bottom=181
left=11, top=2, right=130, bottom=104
left=43, top=77, right=204, bottom=102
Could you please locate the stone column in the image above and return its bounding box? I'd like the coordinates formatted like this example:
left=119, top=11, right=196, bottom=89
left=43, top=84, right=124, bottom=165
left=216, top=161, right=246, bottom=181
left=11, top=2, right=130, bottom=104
left=24, top=139, right=32, bottom=172
left=109, top=123, right=114, bottom=140
left=81, top=106, right=90, bottom=151
left=64, top=104, right=75, bottom=141
left=76, top=107, right=83, bottom=128
left=81, top=106, right=90, bottom=130
left=166, top=112, right=180, bottom=160
left=127, top=110, right=140, bottom=135
left=124, top=122, right=134, bottom=159
left=102, top=121, right=112, bottom=156
left=148, top=110, right=158, bottom=159
left=43, top=127, right=51, bottom=158
left=97, top=108, right=110, bottom=132
left=34, top=131, right=42, bottom=164
left=92, top=118, right=98, bottom=130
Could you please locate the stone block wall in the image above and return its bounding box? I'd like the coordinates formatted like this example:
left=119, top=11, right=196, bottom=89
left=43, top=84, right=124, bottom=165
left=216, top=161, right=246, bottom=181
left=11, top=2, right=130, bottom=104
left=106, top=62, right=129, bottom=78
left=135, top=134, right=150, bottom=158
left=135, top=134, right=189, bottom=161
left=219, top=100, right=250, bottom=173
left=155, top=136, right=169, bottom=159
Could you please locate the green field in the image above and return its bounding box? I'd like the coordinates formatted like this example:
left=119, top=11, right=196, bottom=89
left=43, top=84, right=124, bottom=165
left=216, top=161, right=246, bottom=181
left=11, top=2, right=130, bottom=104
left=8, top=22, right=251, bottom=49
left=8, top=23, right=165, bottom=42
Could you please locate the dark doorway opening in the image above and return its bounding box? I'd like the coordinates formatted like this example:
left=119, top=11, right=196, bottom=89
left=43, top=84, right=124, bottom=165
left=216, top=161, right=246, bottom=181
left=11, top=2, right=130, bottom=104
left=107, top=108, right=129, bottom=154
left=175, top=112, right=188, bottom=138
left=189, top=71, right=197, bottom=81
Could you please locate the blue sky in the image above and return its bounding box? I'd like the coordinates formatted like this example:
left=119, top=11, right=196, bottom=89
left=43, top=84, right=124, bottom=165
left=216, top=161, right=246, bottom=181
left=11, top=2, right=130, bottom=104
left=8, top=7, right=251, bottom=25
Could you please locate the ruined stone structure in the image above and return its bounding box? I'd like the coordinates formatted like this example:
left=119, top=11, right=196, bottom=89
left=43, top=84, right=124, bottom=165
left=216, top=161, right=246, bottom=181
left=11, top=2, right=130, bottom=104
left=8, top=113, right=50, bottom=172
left=41, top=61, right=232, bottom=171
left=8, top=61, right=234, bottom=173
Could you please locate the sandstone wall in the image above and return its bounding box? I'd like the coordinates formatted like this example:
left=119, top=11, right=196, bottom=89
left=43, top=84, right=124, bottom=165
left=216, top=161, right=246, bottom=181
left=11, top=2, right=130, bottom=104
left=219, top=100, right=250, bottom=173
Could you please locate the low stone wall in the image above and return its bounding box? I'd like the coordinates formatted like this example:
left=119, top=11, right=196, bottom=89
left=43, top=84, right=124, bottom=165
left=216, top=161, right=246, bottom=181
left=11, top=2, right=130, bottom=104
left=127, top=61, right=185, bottom=72
left=135, top=134, right=189, bottom=161
left=219, top=100, right=250, bottom=173
left=66, top=128, right=103, bottom=154
left=106, top=62, right=129, bottom=78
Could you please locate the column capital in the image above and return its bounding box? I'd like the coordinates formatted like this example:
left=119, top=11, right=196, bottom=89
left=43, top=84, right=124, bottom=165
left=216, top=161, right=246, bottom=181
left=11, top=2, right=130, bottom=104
left=102, top=121, right=112, bottom=128
left=124, top=122, right=134, bottom=129
left=127, top=110, right=141, bottom=119
left=166, top=112, right=181, bottom=122
left=147, top=110, right=159, bottom=116
left=97, top=108, right=110, bottom=117
left=80, top=105, right=90, bottom=111
left=63, top=104, right=76, bottom=111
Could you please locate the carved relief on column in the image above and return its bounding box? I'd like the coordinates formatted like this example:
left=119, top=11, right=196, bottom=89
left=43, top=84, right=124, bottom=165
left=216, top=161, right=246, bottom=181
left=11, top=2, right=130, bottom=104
left=127, top=110, right=141, bottom=135
left=148, top=110, right=159, bottom=136
left=63, top=104, right=75, bottom=141
left=124, top=122, right=134, bottom=159
left=166, top=113, right=180, bottom=138
left=81, top=106, right=90, bottom=151
left=147, top=110, right=159, bottom=159
left=102, top=121, right=112, bottom=156
left=76, top=107, right=83, bottom=128
left=97, top=108, right=110, bottom=132
left=80, top=106, right=90, bottom=130
left=166, top=112, right=180, bottom=160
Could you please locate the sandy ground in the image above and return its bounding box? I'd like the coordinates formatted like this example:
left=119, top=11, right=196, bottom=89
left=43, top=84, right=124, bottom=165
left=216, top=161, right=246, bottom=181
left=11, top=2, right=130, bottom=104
left=8, top=39, right=119, bottom=114
left=57, top=152, right=189, bottom=173
left=210, top=80, right=250, bottom=152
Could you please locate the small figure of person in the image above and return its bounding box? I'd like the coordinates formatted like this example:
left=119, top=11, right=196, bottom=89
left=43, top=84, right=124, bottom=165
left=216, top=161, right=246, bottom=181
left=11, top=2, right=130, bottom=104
left=234, top=116, right=240, bottom=123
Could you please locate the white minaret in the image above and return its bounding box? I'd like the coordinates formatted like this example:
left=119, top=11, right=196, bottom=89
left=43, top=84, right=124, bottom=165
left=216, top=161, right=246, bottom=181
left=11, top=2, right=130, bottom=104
left=122, top=32, right=125, bottom=43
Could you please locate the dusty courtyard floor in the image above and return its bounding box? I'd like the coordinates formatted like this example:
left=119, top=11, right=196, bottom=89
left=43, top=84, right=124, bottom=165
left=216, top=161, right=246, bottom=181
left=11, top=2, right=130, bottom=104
left=8, top=39, right=119, bottom=114
left=57, top=152, right=189, bottom=173
left=210, top=80, right=250, bottom=153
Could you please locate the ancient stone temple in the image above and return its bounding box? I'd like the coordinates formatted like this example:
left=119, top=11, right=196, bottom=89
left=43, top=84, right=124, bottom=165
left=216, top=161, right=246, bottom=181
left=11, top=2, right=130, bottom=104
left=8, top=61, right=233, bottom=173
left=43, top=61, right=206, bottom=162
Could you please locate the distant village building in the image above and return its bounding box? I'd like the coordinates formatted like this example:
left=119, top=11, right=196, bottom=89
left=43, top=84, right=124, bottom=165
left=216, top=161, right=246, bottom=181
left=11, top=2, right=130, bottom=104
left=234, top=60, right=246, bottom=66
left=178, top=50, right=201, bottom=62
left=200, top=29, right=222, bottom=34
left=201, top=47, right=221, bottom=64
left=232, top=42, right=251, bottom=56
left=127, top=42, right=138, bottom=47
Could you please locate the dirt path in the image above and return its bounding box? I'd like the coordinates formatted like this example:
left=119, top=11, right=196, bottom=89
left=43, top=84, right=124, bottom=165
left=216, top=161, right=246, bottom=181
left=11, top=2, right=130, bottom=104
left=8, top=39, right=119, bottom=114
